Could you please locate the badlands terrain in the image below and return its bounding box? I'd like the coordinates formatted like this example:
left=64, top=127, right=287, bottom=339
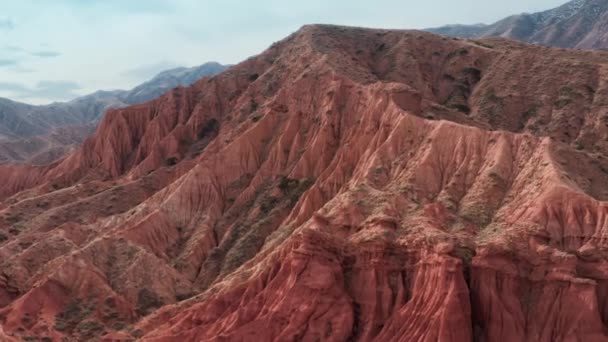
left=1, top=24, right=608, bottom=341
left=0, top=62, right=227, bottom=165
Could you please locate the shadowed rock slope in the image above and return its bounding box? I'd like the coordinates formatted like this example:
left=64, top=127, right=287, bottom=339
left=1, top=25, right=608, bottom=341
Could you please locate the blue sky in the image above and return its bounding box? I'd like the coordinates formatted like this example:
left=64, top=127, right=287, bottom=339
left=0, top=0, right=568, bottom=104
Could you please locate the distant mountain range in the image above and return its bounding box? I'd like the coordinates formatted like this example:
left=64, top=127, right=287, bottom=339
left=0, top=62, right=228, bottom=163
left=427, top=0, right=608, bottom=49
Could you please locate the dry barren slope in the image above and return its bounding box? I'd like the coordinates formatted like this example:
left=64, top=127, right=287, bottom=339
left=428, top=0, right=608, bottom=50
left=1, top=25, right=608, bottom=341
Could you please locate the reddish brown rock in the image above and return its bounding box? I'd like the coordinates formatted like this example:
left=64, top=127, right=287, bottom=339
left=2, top=25, right=608, bottom=341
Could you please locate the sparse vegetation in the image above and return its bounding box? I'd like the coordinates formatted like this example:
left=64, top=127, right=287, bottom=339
left=457, top=47, right=469, bottom=55
left=559, top=86, right=575, bottom=97
left=220, top=177, right=315, bottom=276
left=471, top=41, right=493, bottom=49
left=452, top=246, right=476, bottom=265
left=18, top=241, right=32, bottom=249
left=54, top=299, right=95, bottom=333
left=520, top=105, right=539, bottom=130
left=221, top=219, right=272, bottom=276
left=554, top=98, right=571, bottom=109
left=75, top=320, right=106, bottom=339
left=165, top=157, right=178, bottom=166
left=261, top=177, right=314, bottom=214
left=278, top=176, right=299, bottom=192
left=460, top=204, right=493, bottom=228
left=197, top=119, right=219, bottom=139
left=554, top=86, right=576, bottom=109
left=21, top=313, right=33, bottom=327
left=36, top=201, right=50, bottom=209
left=463, top=67, right=481, bottom=81
left=449, top=103, right=471, bottom=114
left=482, top=88, right=499, bottom=104
left=111, top=322, right=126, bottom=331
left=136, top=288, right=164, bottom=316
left=260, top=196, right=279, bottom=214
left=176, top=292, right=196, bottom=301
left=250, top=99, right=259, bottom=112
left=281, top=176, right=314, bottom=206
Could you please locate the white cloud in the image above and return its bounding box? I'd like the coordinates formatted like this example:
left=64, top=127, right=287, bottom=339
left=31, top=51, right=61, bottom=58
left=0, top=59, right=19, bottom=67
left=0, top=80, right=82, bottom=102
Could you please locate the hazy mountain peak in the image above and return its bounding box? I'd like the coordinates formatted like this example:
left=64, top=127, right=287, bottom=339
left=124, top=62, right=228, bottom=104
left=0, top=62, right=228, bottom=163
left=426, top=0, right=608, bottom=49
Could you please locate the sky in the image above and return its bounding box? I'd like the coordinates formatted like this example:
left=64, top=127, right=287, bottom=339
left=0, top=0, right=569, bottom=104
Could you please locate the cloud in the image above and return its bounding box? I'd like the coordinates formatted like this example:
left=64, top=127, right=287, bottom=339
left=31, top=51, right=61, bottom=58
left=27, top=80, right=82, bottom=99
left=0, top=80, right=82, bottom=101
left=121, top=61, right=180, bottom=80
left=54, top=0, right=173, bottom=14
left=2, top=45, right=60, bottom=60
left=0, top=59, right=18, bottom=67
left=0, top=82, right=29, bottom=93
left=10, top=66, right=35, bottom=73
left=0, top=18, right=14, bottom=31
left=4, top=45, right=24, bottom=52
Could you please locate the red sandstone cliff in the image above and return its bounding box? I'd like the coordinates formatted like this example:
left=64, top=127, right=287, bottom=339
left=2, top=25, right=608, bottom=341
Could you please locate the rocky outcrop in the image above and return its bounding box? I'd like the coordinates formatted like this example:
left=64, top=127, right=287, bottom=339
left=1, top=25, right=608, bottom=341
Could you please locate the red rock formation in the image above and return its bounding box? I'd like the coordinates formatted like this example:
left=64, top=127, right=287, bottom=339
left=0, top=63, right=227, bottom=165
left=2, top=25, right=608, bottom=341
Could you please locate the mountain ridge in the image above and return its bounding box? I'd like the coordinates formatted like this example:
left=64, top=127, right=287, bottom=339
left=427, top=0, right=608, bottom=49
left=0, top=62, right=228, bottom=164
left=1, top=24, right=608, bottom=341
